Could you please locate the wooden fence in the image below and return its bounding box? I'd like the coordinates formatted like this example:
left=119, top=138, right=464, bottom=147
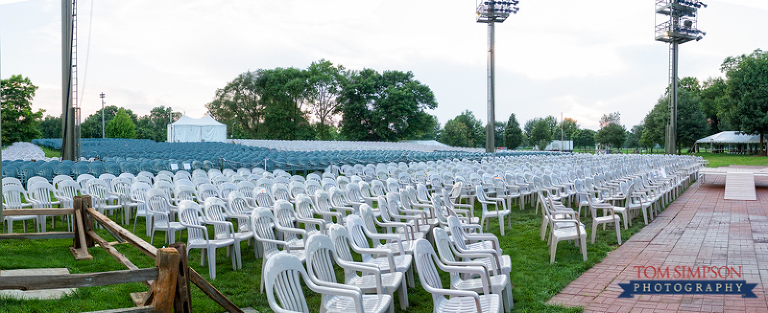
left=0, top=195, right=243, bottom=313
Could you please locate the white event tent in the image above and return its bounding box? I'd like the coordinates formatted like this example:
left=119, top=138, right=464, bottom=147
left=167, top=115, right=227, bottom=143
left=694, top=131, right=766, bottom=153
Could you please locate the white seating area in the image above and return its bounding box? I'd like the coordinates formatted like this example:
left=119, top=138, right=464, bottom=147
left=1, top=152, right=704, bottom=312
left=230, top=139, right=484, bottom=153
left=2, top=142, right=50, bottom=161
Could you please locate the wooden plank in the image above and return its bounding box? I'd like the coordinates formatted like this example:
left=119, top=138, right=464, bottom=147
left=152, top=248, right=180, bottom=313
left=130, top=290, right=154, bottom=307
left=88, top=230, right=152, bottom=287
left=71, top=197, right=93, bottom=260
left=189, top=269, right=243, bottom=313
left=84, top=307, right=153, bottom=313
left=0, top=268, right=158, bottom=291
left=86, top=207, right=158, bottom=258
left=2, top=208, right=74, bottom=216
left=0, top=232, right=74, bottom=240
left=725, top=172, right=756, bottom=200
left=170, top=243, right=192, bottom=313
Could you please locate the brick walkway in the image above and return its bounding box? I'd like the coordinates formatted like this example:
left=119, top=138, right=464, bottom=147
left=548, top=174, right=768, bottom=313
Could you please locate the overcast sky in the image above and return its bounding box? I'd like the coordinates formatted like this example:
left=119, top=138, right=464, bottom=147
left=1, top=0, right=766, bottom=131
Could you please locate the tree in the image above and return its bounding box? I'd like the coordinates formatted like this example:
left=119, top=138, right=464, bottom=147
left=530, top=119, right=552, bottom=150
left=626, top=124, right=644, bottom=151
left=599, top=112, right=621, bottom=128
left=700, top=77, right=728, bottom=134
left=339, top=69, right=438, bottom=141
left=676, top=88, right=707, bottom=152
left=306, top=59, right=345, bottom=140
left=575, top=128, right=596, bottom=151
left=441, top=118, right=470, bottom=147
left=106, top=108, right=136, bottom=139
left=1, top=75, right=44, bottom=144
left=207, top=71, right=265, bottom=139
left=40, top=115, right=62, bottom=139
left=494, top=121, right=505, bottom=148
left=419, top=115, right=441, bottom=140
left=595, top=123, right=627, bottom=151
left=721, top=49, right=768, bottom=155
left=439, top=110, right=484, bottom=148
left=257, top=67, right=316, bottom=140
left=641, top=97, right=667, bottom=152
left=81, top=105, right=138, bottom=138
left=503, top=113, right=524, bottom=150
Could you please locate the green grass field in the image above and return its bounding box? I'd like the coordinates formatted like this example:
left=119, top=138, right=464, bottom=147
left=694, top=152, right=767, bottom=168
left=0, top=194, right=662, bottom=313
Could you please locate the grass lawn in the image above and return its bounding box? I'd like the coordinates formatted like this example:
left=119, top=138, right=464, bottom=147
left=0, top=193, right=662, bottom=313
left=40, top=146, right=62, bottom=158
left=694, top=152, right=768, bottom=168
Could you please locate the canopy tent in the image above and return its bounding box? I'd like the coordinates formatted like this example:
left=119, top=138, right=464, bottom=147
left=695, top=131, right=766, bottom=154
left=167, top=115, right=227, bottom=143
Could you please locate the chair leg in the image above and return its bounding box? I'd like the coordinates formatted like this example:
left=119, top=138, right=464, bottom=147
left=550, top=239, right=559, bottom=264
left=614, top=219, right=622, bottom=245
left=208, top=247, right=217, bottom=280
left=398, top=280, right=408, bottom=310
left=580, top=235, right=588, bottom=261
left=499, top=215, right=505, bottom=236
left=591, top=222, right=597, bottom=244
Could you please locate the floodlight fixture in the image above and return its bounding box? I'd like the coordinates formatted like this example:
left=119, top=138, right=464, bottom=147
left=655, top=0, right=705, bottom=154
left=477, top=0, right=519, bottom=153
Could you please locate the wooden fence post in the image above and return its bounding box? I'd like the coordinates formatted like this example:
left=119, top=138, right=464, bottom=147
left=70, top=196, right=93, bottom=260
left=170, top=243, right=192, bottom=313
left=153, top=248, right=180, bottom=313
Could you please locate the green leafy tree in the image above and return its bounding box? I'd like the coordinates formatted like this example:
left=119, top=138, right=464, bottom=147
left=339, top=69, right=437, bottom=141
left=306, top=59, right=345, bottom=140
left=700, top=77, right=729, bottom=134
left=530, top=119, right=552, bottom=150
left=419, top=115, right=441, bottom=140
left=494, top=121, right=505, bottom=148
left=106, top=108, right=136, bottom=139
left=641, top=97, right=667, bottom=152
left=256, top=67, right=316, bottom=140
left=207, top=71, right=264, bottom=139
left=575, top=128, right=596, bottom=152
left=676, top=88, right=707, bottom=152
left=81, top=105, right=138, bottom=138
left=595, top=123, right=627, bottom=151
left=441, top=118, right=470, bottom=147
left=1, top=75, right=44, bottom=144
left=40, top=115, right=62, bottom=139
left=626, top=124, right=644, bottom=151
left=503, top=113, right=524, bottom=150
left=721, top=49, right=768, bottom=155
left=599, top=112, right=621, bottom=128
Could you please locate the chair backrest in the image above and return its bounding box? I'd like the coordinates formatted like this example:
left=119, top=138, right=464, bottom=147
left=253, top=188, right=274, bottom=208
left=294, top=194, right=316, bottom=220
left=2, top=185, right=28, bottom=208
left=178, top=200, right=206, bottom=241
left=218, top=182, right=237, bottom=199
left=370, top=180, right=386, bottom=196
left=271, top=184, right=290, bottom=202
left=305, top=180, right=322, bottom=196
left=250, top=207, right=280, bottom=255
left=147, top=188, right=174, bottom=224
left=263, top=254, right=311, bottom=313
left=305, top=234, right=340, bottom=285
left=28, top=181, right=55, bottom=208
left=196, top=184, right=220, bottom=204
left=413, top=238, right=444, bottom=294
left=344, top=214, right=372, bottom=250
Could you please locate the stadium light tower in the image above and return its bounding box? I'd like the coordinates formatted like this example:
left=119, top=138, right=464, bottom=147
left=655, top=0, right=706, bottom=154
left=477, top=0, right=518, bottom=153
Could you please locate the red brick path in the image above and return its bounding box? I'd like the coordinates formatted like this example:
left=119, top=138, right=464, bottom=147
left=548, top=175, right=768, bottom=313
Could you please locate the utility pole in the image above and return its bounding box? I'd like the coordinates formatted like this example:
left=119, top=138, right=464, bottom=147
left=100, top=92, right=105, bottom=138
left=476, top=0, right=519, bottom=153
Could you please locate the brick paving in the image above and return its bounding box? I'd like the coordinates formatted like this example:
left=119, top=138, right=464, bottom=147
left=548, top=174, right=768, bottom=313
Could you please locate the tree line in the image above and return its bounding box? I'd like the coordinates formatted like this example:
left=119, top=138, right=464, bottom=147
left=3, top=49, right=765, bottom=154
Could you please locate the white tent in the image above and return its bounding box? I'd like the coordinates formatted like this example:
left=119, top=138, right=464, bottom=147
left=167, top=115, right=227, bottom=143
left=695, top=131, right=767, bottom=153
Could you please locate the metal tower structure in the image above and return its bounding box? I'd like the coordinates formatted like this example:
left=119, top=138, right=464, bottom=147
left=655, top=0, right=706, bottom=154
left=476, top=0, right=518, bottom=153
left=61, top=0, right=80, bottom=161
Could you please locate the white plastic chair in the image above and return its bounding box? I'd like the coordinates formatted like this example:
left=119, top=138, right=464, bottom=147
left=146, top=188, right=185, bottom=245
left=413, top=239, right=501, bottom=313
left=203, top=197, right=248, bottom=269
left=250, top=207, right=306, bottom=293
left=475, top=185, right=511, bottom=235
left=177, top=200, right=240, bottom=280
left=305, top=234, right=400, bottom=313
left=433, top=228, right=512, bottom=313
left=264, top=253, right=391, bottom=313
left=2, top=185, right=39, bottom=233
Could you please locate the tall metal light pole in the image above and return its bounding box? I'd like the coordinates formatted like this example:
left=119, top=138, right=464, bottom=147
left=477, top=0, right=518, bottom=153
left=655, top=0, right=706, bottom=154
left=100, top=92, right=105, bottom=138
